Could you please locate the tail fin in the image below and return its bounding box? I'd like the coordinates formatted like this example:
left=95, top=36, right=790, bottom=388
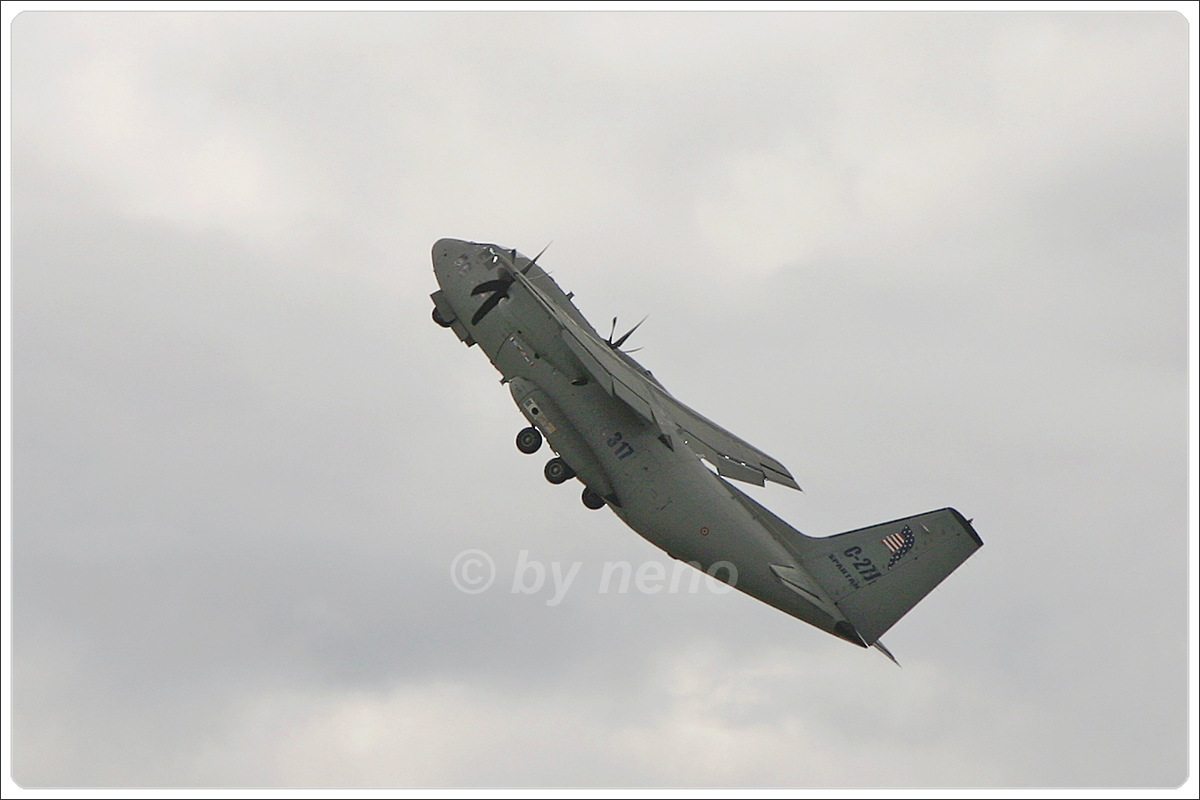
left=797, top=509, right=982, bottom=644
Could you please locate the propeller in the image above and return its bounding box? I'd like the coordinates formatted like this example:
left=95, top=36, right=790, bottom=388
left=607, top=315, right=648, bottom=351
left=469, top=243, right=552, bottom=325
left=522, top=242, right=551, bottom=274
left=470, top=275, right=514, bottom=325
left=502, top=243, right=551, bottom=275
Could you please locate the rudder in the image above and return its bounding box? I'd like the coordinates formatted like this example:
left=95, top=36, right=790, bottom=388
left=797, top=508, right=982, bottom=644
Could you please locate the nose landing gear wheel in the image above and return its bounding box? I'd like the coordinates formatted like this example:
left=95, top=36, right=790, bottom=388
left=516, top=426, right=543, bottom=454
left=544, top=457, right=576, bottom=485
left=581, top=487, right=606, bottom=510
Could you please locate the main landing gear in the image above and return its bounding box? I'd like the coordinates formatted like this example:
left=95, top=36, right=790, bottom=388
left=543, top=457, right=576, bottom=484
left=581, top=487, right=606, bottom=510
left=516, top=426, right=543, bottom=454
left=516, top=425, right=604, bottom=510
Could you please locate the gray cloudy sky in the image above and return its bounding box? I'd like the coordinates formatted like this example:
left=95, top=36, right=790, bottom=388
left=8, top=9, right=1193, bottom=788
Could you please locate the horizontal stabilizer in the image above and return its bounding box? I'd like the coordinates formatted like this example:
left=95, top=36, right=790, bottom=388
left=797, top=509, right=982, bottom=644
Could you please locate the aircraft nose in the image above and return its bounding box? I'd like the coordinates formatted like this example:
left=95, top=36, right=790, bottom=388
left=433, top=239, right=481, bottom=286
left=432, top=238, right=464, bottom=269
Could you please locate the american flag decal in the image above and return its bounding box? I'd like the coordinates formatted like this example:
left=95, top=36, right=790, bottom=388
left=882, top=525, right=915, bottom=568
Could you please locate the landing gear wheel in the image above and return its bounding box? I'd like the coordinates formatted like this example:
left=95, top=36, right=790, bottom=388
left=516, top=426, right=543, bottom=454
left=544, top=457, right=576, bottom=485
left=432, top=307, right=454, bottom=328
left=581, top=487, right=606, bottom=510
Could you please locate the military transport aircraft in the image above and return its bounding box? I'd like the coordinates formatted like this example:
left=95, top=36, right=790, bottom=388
left=430, top=239, right=981, bottom=660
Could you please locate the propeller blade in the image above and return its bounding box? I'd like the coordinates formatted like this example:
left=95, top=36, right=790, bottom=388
left=521, top=242, right=551, bottom=275
left=471, top=278, right=513, bottom=296
left=471, top=290, right=507, bottom=325
left=612, top=315, right=648, bottom=349
left=607, top=317, right=618, bottom=345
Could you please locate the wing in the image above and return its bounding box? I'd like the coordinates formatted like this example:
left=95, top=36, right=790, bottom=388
left=506, top=261, right=801, bottom=491
left=660, top=393, right=800, bottom=490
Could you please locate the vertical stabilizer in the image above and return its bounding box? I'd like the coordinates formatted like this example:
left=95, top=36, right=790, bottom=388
left=796, top=509, right=982, bottom=644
